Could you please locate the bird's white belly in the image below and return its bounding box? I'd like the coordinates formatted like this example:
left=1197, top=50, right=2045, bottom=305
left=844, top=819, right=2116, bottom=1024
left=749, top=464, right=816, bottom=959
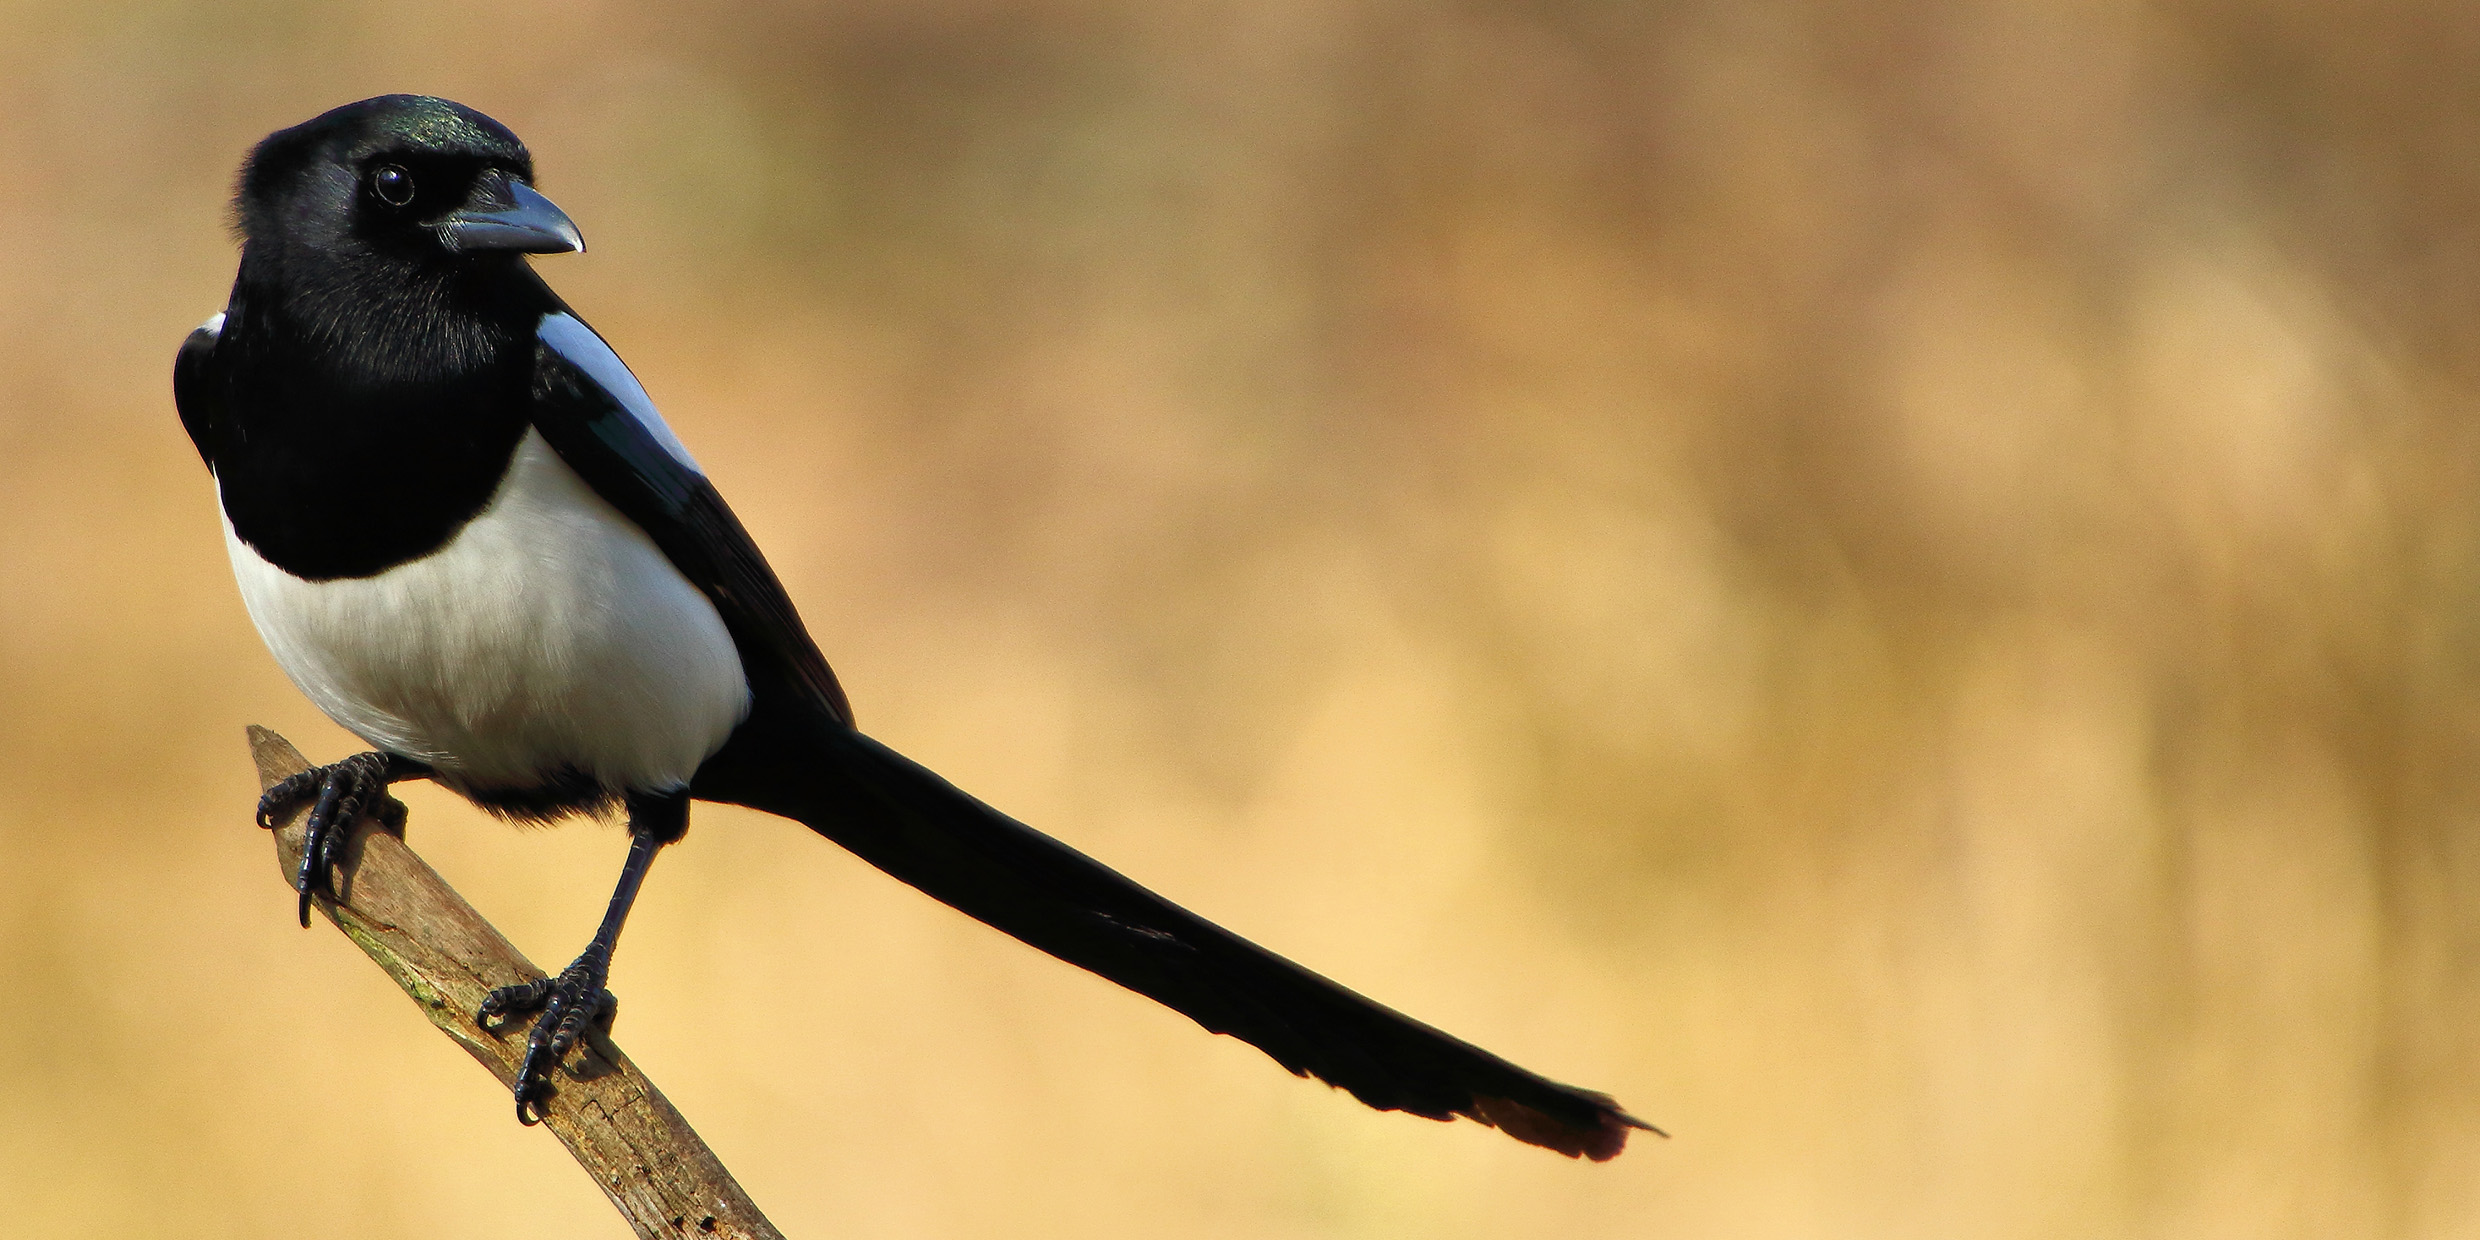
left=223, top=428, right=751, bottom=800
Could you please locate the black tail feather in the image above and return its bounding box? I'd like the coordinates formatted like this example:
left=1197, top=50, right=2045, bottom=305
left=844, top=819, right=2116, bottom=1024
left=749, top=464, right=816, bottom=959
left=696, top=704, right=1656, bottom=1159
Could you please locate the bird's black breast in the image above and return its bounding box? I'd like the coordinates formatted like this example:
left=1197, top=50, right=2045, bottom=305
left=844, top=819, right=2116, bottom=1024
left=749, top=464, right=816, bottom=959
left=201, top=311, right=537, bottom=582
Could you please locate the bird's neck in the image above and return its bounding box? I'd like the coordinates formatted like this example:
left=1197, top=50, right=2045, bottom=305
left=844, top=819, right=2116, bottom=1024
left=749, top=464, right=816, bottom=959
left=231, top=245, right=549, bottom=384
left=213, top=248, right=555, bottom=580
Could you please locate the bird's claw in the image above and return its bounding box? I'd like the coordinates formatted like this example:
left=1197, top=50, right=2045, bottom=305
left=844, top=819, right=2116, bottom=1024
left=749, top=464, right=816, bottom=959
left=480, top=950, right=617, bottom=1125
left=256, top=751, right=408, bottom=928
left=255, top=769, right=321, bottom=830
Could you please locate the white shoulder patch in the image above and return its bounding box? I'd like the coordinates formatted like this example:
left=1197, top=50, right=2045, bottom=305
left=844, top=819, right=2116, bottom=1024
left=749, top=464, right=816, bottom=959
left=198, top=311, right=226, bottom=338
left=538, top=311, right=702, bottom=471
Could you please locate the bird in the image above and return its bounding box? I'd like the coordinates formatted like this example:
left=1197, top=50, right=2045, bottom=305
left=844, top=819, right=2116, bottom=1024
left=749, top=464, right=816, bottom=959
left=175, top=94, right=1654, bottom=1159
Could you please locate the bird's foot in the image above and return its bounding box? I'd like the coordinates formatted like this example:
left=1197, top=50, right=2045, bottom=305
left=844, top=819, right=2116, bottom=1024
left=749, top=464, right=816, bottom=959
left=478, top=948, right=619, bottom=1125
left=256, top=751, right=409, bottom=928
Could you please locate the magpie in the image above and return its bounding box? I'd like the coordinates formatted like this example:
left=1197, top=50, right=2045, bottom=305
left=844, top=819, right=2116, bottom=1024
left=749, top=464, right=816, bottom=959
left=176, top=94, right=1652, bottom=1158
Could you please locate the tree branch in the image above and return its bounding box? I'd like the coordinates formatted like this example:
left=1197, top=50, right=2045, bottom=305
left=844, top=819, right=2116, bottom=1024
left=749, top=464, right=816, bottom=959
left=247, top=726, right=783, bottom=1240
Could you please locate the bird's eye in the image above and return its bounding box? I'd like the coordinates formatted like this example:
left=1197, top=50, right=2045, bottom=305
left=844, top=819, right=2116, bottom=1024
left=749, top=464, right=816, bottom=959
left=370, top=164, right=415, bottom=207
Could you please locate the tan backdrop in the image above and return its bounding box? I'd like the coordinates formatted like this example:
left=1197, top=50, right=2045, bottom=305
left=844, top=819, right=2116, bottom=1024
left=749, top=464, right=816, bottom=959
left=1, top=1, right=2472, bottom=1236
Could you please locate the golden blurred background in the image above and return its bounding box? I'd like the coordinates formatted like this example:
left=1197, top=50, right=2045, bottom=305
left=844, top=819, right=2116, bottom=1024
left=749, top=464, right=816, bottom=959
left=3, top=0, right=2476, bottom=1234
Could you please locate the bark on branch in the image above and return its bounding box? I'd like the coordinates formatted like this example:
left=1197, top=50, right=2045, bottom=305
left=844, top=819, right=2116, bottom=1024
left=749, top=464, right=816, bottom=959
left=247, top=726, right=782, bottom=1240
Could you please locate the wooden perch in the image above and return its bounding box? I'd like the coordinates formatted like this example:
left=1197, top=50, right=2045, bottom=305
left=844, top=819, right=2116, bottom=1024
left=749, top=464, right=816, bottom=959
left=247, top=726, right=782, bottom=1240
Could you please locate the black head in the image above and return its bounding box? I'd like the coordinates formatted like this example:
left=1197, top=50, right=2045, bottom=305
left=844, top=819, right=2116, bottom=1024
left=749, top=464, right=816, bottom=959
left=205, top=98, right=585, bottom=577
left=236, top=95, right=582, bottom=273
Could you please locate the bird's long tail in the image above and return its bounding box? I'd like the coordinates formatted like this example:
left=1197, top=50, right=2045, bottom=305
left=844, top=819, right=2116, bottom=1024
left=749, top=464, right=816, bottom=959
left=696, top=703, right=1654, bottom=1160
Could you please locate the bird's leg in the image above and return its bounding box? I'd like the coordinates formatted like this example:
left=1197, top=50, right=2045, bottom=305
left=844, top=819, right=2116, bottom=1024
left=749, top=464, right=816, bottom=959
left=256, top=750, right=429, bottom=928
left=478, top=789, right=686, bottom=1125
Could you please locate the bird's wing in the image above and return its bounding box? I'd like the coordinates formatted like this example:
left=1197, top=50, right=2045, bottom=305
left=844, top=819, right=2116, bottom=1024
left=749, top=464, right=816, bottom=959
left=529, top=309, right=1647, bottom=1161
left=174, top=312, right=227, bottom=470
left=526, top=309, right=853, bottom=725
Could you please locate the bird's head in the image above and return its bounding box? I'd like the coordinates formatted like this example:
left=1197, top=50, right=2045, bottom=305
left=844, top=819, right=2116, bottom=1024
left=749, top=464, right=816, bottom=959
left=236, top=95, right=583, bottom=272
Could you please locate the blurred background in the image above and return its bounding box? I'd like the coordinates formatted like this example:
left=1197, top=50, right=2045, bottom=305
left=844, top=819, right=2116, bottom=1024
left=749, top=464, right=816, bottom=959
left=2, top=0, right=2476, bottom=1235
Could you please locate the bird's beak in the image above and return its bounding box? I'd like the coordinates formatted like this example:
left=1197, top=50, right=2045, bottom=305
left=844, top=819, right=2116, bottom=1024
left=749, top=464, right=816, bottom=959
left=439, top=171, right=585, bottom=255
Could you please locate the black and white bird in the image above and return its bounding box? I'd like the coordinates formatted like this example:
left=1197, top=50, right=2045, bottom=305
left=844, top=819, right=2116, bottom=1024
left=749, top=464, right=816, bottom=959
left=175, top=94, right=1651, bottom=1159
